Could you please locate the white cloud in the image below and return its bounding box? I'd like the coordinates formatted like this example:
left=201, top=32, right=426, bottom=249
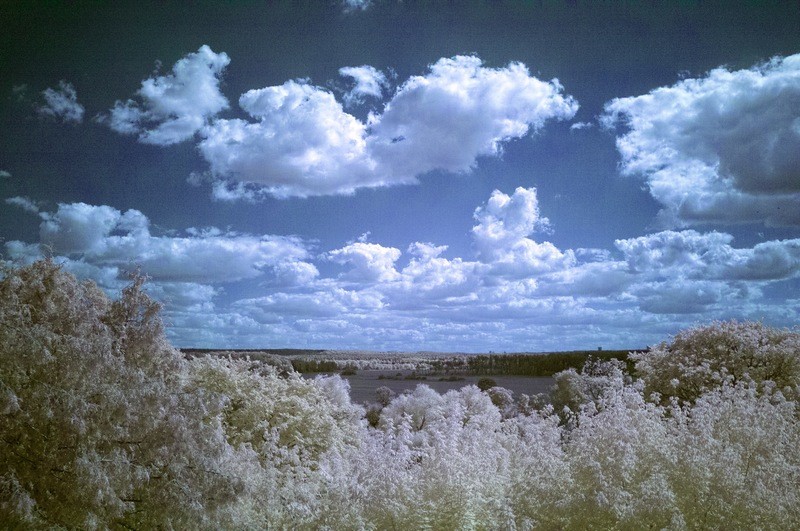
left=0, top=170, right=11, bottom=179
left=616, top=230, right=800, bottom=281
left=145, top=282, right=219, bottom=311
left=197, top=54, right=578, bottom=198
left=234, top=288, right=385, bottom=321
left=569, top=121, right=593, bottom=131
left=535, top=261, right=631, bottom=298
left=339, top=65, right=389, bottom=106
left=37, top=81, right=85, bottom=123
left=104, top=45, right=230, bottom=145
left=6, top=201, right=314, bottom=285
left=393, top=243, right=480, bottom=300
left=603, top=53, right=800, bottom=227
left=611, top=229, right=800, bottom=315
left=199, top=80, right=377, bottom=198
left=472, top=187, right=574, bottom=276
left=368, top=55, right=579, bottom=181
left=326, top=241, right=401, bottom=282
left=631, top=280, right=744, bottom=315
left=342, top=0, right=373, bottom=12
left=8, top=191, right=797, bottom=350
left=5, top=196, right=40, bottom=214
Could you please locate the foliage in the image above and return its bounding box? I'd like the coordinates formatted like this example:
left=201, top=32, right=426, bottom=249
left=476, top=376, right=497, bottom=391
left=290, top=358, right=339, bottom=373
left=0, top=260, right=240, bottom=528
left=467, top=349, right=634, bottom=376
left=2, top=261, right=799, bottom=528
left=551, top=357, right=631, bottom=414
left=631, top=320, right=800, bottom=403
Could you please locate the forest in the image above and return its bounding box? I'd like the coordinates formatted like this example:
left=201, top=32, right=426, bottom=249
left=1, top=260, right=799, bottom=529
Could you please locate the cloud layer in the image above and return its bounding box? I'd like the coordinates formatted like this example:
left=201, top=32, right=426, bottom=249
left=109, top=48, right=577, bottom=198
left=6, top=188, right=797, bottom=351
left=603, top=53, right=800, bottom=227
left=6, top=202, right=314, bottom=285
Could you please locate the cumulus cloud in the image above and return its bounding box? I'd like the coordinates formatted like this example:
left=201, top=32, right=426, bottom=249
left=393, top=243, right=480, bottom=301
left=0, top=170, right=11, bottom=179
left=603, top=53, right=800, bottom=226
left=8, top=191, right=797, bottom=349
left=326, top=241, right=401, bottom=282
left=37, top=81, right=85, bottom=123
left=631, top=280, right=742, bottom=315
left=103, top=45, right=230, bottom=145
left=197, top=54, right=577, bottom=198
left=222, top=187, right=800, bottom=343
left=535, top=261, right=631, bottom=298
left=234, top=287, right=385, bottom=322
left=616, top=230, right=800, bottom=281
left=339, top=65, right=389, bottom=106
left=5, top=201, right=314, bottom=284
left=472, top=187, right=575, bottom=275
left=368, top=55, right=579, bottom=181
left=199, top=79, right=376, bottom=198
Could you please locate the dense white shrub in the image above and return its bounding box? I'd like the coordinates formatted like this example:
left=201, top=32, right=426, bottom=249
left=186, top=357, right=364, bottom=526
left=551, top=357, right=630, bottom=414
left=667, top=380, right=800, bottom=527
left=631, top=320, right=800, bottom=403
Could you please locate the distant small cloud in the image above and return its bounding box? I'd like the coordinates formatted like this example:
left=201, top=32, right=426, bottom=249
left=11, top=84, right=28, bottom=101
left=339, top=65, right=389, bottom=106
left=342, top=0, right=373, bottom=13
left=570, top=121, right=593, bottom=131
left=5, top=196, right=40, bottom=214
left=0, top=170, right=11, bottom=179
left=37, top=81, right=85, bottom=123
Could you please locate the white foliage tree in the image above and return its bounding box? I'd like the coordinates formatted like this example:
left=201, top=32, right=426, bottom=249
left=631, top=320, right=800, bottom=403
left=0, top=260, right=241, bottom=528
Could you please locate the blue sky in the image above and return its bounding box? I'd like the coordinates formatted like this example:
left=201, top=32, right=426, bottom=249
left=1, top=1, right=799, bottom=351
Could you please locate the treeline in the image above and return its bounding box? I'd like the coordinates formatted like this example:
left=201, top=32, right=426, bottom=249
left=289, top=358, right=340, bottom=373
left=465, top=350, right=640, bottom=376
left=208, top=349, right=642, bottom=377
left=182, top=348, right=326, bottom=357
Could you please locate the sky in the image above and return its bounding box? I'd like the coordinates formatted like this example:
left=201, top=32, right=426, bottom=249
left=1, top=1, right=799, bottom=352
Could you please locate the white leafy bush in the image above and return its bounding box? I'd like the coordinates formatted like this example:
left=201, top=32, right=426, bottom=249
left=551, top=357, right=630, bottom=414
left=631, top=320, right=800, bottom=403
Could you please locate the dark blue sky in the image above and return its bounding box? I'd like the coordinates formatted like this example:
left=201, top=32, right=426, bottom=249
left=2, top=1, right=799, bottom=351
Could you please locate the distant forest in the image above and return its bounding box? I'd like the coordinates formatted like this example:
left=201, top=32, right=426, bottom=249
left=182, top=348, right=640, bottom=376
